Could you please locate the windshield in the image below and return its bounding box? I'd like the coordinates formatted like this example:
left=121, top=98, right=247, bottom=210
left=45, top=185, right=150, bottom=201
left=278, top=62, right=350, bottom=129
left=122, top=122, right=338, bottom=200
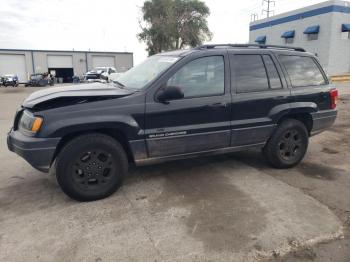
left=31, top=75, right=42, bottom=80
left=117, top=55, right=179, bottom=89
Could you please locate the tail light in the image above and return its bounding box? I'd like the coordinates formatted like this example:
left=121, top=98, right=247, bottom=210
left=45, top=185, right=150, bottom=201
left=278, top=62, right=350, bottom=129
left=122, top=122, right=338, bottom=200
left=330, top=89, right=338, bottom=109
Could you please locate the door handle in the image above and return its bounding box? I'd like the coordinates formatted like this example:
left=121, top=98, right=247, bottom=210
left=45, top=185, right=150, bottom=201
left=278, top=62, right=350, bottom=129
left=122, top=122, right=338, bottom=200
left=206, top=102, right=227, bottom=108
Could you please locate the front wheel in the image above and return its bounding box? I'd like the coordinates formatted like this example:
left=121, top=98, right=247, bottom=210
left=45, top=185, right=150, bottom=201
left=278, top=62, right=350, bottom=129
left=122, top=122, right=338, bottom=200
left=55, top=133, right=128, bottom=201
left=263, top=119, right=309, bottom=169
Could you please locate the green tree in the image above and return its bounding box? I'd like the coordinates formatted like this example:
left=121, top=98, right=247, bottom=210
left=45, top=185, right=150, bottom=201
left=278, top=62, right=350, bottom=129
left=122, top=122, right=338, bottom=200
left=138, top=0, right=212, bottom=55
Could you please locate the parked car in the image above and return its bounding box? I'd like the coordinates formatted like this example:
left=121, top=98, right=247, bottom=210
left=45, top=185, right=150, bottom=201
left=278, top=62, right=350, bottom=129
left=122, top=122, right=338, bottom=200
left=1, top=74, right=19, bottom=87
left=25, top=73, right=54, bottom=87
left=83, top=67, right=117, bottom=82
left=7, top=44, right=338, bottom=201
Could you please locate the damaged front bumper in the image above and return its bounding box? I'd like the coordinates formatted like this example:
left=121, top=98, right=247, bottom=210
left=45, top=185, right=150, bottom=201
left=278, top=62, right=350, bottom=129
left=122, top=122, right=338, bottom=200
left=7, top=129, right=60, bottom=172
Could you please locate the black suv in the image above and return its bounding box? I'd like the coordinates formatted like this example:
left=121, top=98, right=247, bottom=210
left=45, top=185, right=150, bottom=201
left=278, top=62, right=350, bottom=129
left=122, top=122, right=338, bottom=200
left=7, top=44, right=338, bottom=201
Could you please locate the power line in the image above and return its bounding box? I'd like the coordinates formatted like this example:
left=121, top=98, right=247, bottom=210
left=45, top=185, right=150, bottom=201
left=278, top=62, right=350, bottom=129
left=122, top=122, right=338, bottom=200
left=262, top=0, right=275, bottom=18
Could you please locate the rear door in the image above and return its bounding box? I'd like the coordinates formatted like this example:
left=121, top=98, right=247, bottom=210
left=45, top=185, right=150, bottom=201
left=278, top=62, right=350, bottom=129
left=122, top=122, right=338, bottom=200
left=229, top=51, right=292, bottom=146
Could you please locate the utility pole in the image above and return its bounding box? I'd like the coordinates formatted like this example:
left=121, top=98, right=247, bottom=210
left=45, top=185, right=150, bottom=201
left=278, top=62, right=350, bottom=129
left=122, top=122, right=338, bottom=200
left=262, top=0, right=275, bottom=18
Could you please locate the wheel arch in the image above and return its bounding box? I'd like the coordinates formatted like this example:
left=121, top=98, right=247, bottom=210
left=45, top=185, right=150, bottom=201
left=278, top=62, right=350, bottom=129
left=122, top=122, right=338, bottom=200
left=51, top=128, right=135, bottom=166
left=277, top=111, right=314, bottom=134
left=270, top=103, right=317, bottom=135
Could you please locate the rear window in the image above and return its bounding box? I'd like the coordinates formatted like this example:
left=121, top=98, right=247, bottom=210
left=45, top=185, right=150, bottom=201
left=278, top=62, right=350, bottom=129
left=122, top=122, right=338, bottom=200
left=279, top=55, right=326, bottom=87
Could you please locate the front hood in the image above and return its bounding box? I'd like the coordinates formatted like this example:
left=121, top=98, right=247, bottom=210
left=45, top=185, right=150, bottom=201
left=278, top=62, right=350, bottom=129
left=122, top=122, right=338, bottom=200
left=23, top=82, right=134, bottom=109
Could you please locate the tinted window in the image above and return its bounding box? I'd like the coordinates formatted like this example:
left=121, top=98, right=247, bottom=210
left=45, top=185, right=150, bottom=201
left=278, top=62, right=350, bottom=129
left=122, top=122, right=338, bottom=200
left=167, top=56, right=224, bottom=98
left=279, top=55, right=326, bottom=87
left=234, top=55, right=269, bottom=93
left=263, top=55, right=282, bottom=89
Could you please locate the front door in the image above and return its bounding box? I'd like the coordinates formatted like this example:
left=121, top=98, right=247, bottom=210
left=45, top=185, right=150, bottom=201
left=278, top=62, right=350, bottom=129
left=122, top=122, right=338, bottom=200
left=145, top=52, right=231, bottom=158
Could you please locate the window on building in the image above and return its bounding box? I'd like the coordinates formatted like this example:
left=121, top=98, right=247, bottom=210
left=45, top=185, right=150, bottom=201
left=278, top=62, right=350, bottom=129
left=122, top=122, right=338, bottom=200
left=341, top=32, right=350, bottom=40
left=167, top=56, right=225, bottom=98
left=304, top=25, right=319, bottom=41
left=255, top=36, right=266, bottom=44
left=307, top=34, right=318, bottom=41
left=341, top=24, right=350, bottom=35
left=281, top=30, right=295, bottom=45
left=234, top=55, right=269, bottom=93
left=279, top=55, right=326, bottom=87
left=285, top=38, right=294, bottom=44
left=262, top=55, right=283, bottom=89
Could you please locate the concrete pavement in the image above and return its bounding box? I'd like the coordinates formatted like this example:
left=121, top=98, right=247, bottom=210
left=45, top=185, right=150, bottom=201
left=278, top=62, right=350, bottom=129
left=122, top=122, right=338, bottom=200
left=0, top=87, right=349, bottom=261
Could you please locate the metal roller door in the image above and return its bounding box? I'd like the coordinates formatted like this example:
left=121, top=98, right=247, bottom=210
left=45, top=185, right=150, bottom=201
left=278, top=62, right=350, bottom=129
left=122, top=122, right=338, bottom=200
left=92, top=56, right=116, bottom=68
left=0, top=54, right=27, bottom=82
left=47, top=55, right=73, bottom=68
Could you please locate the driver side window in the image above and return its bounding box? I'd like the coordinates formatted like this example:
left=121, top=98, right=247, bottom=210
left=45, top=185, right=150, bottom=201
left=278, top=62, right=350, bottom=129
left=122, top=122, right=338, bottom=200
left=167, top=56, right=225, bottom=98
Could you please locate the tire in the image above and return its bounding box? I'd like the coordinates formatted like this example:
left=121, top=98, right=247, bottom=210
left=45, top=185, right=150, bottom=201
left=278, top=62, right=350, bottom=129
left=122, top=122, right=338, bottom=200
left=263, top=119, right=309, bottom=169
left=55, top=133, right=128, bottom=201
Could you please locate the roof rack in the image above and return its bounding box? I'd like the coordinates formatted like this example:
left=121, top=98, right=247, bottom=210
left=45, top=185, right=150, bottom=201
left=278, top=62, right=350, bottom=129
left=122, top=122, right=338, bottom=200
left=195, top=44, right=305, bottom=52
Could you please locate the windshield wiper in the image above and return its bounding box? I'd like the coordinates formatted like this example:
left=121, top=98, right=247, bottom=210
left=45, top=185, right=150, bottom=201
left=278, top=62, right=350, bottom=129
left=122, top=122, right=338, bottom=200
left=113, top=80, right=125, bottom=89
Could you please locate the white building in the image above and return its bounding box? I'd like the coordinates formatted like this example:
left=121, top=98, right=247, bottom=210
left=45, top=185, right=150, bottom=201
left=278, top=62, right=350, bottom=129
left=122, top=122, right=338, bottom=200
left=249, top=0, right=350, bottom=75
left=0, top=49, right=133, bottom=83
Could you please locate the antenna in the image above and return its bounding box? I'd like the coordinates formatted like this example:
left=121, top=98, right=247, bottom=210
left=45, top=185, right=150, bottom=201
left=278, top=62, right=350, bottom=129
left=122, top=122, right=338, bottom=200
left=262, top=0, right=275, bottom=18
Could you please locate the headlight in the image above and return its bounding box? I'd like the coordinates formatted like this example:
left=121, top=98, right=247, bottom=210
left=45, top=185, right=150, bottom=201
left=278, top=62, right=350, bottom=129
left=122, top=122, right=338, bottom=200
left=19, top=110, right=43, bottom=133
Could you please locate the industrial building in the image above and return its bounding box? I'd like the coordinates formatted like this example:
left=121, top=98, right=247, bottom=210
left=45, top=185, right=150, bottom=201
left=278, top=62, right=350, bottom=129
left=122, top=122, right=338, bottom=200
left=0, top=49, right=133, bottom=83
left=249, top=0, right=350, bottom=75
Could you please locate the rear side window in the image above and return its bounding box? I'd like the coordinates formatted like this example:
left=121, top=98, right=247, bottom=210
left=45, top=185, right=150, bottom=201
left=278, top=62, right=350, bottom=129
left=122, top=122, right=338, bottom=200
left=234, top=55, right=269, bottom=93
left=279, top=55, right=326, bottom=87
left=262, top=55, right=283, bottom=89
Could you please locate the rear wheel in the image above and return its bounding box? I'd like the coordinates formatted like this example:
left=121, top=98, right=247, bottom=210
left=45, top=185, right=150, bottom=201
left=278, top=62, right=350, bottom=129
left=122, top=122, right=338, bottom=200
left=263, top=119, right=309, bottom=169
left=55, top=133, right=128, bottom=201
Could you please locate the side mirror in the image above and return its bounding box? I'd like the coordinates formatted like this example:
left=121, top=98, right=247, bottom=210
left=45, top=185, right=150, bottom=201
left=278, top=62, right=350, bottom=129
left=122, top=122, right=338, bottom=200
left=157, top=86, right=184, bottom=102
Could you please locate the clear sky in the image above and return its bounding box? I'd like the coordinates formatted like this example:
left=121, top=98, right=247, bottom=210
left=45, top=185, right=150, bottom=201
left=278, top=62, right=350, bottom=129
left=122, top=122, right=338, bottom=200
left=0, top=0, right=336, bottom=65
